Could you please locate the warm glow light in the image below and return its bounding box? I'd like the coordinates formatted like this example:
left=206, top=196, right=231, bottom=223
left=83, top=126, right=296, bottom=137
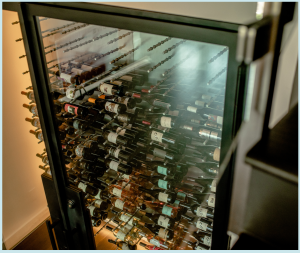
left=256, top=2, right=265, bottom=20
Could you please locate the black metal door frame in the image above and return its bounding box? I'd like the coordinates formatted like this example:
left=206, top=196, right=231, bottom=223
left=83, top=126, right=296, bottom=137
left=3, top=2, right=245, bottom=249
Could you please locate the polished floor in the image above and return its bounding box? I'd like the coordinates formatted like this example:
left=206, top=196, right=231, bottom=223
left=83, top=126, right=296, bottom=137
left=12, top=220, right=146, bottom=250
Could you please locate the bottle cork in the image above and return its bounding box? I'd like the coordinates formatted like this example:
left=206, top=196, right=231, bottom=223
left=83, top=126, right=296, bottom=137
left=25, top=118, right=32, bottom=122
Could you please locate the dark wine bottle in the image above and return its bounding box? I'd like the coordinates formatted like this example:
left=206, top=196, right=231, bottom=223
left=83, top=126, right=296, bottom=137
left=138, top=187, right=176, bottom=204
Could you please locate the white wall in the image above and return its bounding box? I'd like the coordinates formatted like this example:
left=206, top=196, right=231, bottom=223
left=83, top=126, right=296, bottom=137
left=97, top=2, right=257, bottom=24
left=2, top=10, right=49, bottom=249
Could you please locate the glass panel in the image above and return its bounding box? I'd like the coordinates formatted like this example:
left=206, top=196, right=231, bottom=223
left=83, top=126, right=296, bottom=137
left=37, top=16, right=229, bottom=250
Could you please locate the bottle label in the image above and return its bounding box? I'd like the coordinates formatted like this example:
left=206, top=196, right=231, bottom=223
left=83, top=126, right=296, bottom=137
left=157, top=166, right=168, bottom=176
left=122, top=97, right=130, bottom=106
left=121, top=75, right=133, bottom=81
left=99, top=83, right=113, bottom=95
left=121, top=181, right=131, bottom=191
left=60, top=73, right=72, bottom=83
left=71, top=68, right=84, bottom=75
left=120, top=214, right=134, bottom=226
left=117, top=114, right=130, bottom=123
left=196, top=207, right=208, bottom=217
left=107, top=132, right=118, bottom=144
left=177, top=192, right=186, bottom=201
left=158, top=192, right=169, bottom=203
left=160, top=117, right=172, bottom=128
left=149, top=238, right=161, bottom=247
left=116, top=230, right=126, bottom=241
left=115, top=199, right=124, bottom=209
left=195, top=100, right=205, bottom=107
left=75, top=145, right=84, bottom=157
left=182, top=125, right=193, bottom=131
left=203, top=235, right=211, bottom=246
left=157, top=215, right=170, bottom=228
left=162, top=206, right=173, bottom=217
left=105, top=102, right=119, bottom=113
left=196, top=220, right=208, bottom=231
left=126, top=124, right=132, bottom=129
left=94, top=199, right=103, bottom=208
left=211, top=179, right=217, bottom=192
left=187, top=106, right=197, bottom=113
left=191, top=118, right=201, bottom=124
left=65, top=104, right=78, bottom=115
left=217, top=116, right=223, bottom=125
left=113, top=188, right=122, bottom=197
left=94, top=190, right=102, bottom=199
left=111, top=80, right=123, bottom=86
left=202, top=95, right=212, bottom=100
left=158, top=228, right=168, bottom=240
left=199, top=129, right=211, bottom=140
left=151, top=131, right=163, bottom=143
left=81, top=64, right=93, bottom=71
left=172, top=200, right=180, bottom=207
left=109, top=161, right=119, bottom=171
left=65, top=86, right=76, bottom=99
left=168, top=110, right=179, bottom=116
left=113, top=148, right=121, bottom=159
left=78, top=182, right=87, bottom=192
left=153, top=99, right=170, bottom=109
left=28, top=92, right=35, bottom=101
left=196, top=246, right=207, bottom=250
left=121, top=174, right=130, bottom=180
left=87, top=205, right=96, bottom=216
left=122, top=244, right=131, bottom=250
left=116, top=127, right=126, bottom=136
left=208, top=194, right=215, bottom=207
left=153, top=148, right=167, bottom=159
left=30, top=105, right=38, bottom=115
left=158, top=179, right=168, bottom=190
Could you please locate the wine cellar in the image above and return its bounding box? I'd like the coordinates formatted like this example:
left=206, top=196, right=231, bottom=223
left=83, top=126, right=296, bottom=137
left=3, top=2, right=297, bottom=250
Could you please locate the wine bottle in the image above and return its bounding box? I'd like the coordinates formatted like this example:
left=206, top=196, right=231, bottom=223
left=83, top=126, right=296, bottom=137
left=134, top=93, right=173, bottom=110
left=91, top=217, right=102, bottom=227
left=25, top=117, right=41, bottom=128
left=21, top=91, right=35, bottom=101
left=77, top=181, right=99, bottom=196
left=87, top=205, right=107, bottom=218
left=146, top=129, right=178, bottom=145
left=140, top=201, right=179, bottom=219
left=139, top=175, right=175, bottom=191
left=192, top=230, right=212, bottom=247
left=104, top=158, right=132, bottom=175
left=193, top=178, right=217, bottom=193
left=98, top=82, right=127, bottom=97
left=88, top=98, right=127, bottom=114
left=39, top=165, right=51, bottom=176
left=190, top=217, right=213, bottom=233
left=146, top=146, right=180, bottom=162
left=182, top=240, right=210, bottom=250
left=101, top=131, right=132, bottom=146
left=29, top=129, right=43, bottom=141
left=108, top=184, right=136, bottom=201
left=103, top=146, right=133, bottom=161
left=138, top=187, right=176, bottom=204
left=183, top=203, right=214, bottom=219
left=106, top=226, right=139, bottom=246
left=139, top=242, right=164, bottom=250
left=185, top=145, right=220, bottom=162
left=23, top=103, right=38, bottom=116
left=143, top=161, right=177, bottom=176
left=143, top=223, right=174, bottom=241
left=36, top=153, right=49, bottom=165
left=62, top=103, right=89, bottom=117
left=108, top=239, right=137, bottom=250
